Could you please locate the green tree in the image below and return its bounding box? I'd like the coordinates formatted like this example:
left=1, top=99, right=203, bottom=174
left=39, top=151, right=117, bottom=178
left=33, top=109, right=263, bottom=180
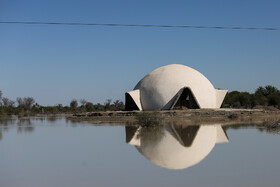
left=255, top=86, right=266, bottom=96
left=70, top=99, right=78, bottom=109
left=16, top=97, right=24, bottom=108
left=268, top=92, right=280, bottom=107
left=23, top=97, right=35, bottom=109
left=224, top=91, right=254, bottom=108
left=85, top=102, right=95, bottom=112
left=224, top=91, right=241, bottom=108
left=80, top=99, right=87, bottom=107
left=113, top=100, right=124, bottom=111
left=95, top=103, right=104, bottom=111
left=254, top=85, right=280, bottom=107
left=238, top=92, right=253, bottom=108
left=264, top=85, right=279, bottom=96
left=104, top=99, right=112, bottom=111
left=16, top=97, right=35, bottom=109
left=2, top=97, right=15, bottom=107
left=56, top=104, right=63, bottom=111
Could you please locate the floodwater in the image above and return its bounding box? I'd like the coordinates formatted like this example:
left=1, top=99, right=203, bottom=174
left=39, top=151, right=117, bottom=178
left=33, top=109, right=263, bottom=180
left=0, top=117, right=279, bottom=187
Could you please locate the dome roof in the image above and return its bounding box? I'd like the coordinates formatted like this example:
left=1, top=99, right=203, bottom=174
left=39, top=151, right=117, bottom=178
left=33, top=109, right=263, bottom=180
left=126, top=64, right=227, bottom=110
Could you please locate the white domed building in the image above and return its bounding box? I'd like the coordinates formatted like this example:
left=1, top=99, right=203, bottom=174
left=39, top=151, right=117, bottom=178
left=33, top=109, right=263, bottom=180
left=125, top=64, right=227, bottom=110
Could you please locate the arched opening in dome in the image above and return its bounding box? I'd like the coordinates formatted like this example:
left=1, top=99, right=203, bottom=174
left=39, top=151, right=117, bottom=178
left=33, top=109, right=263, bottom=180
left=171, top=87, right=199, bottom=110
left=125, top=93, right=140, bottom=111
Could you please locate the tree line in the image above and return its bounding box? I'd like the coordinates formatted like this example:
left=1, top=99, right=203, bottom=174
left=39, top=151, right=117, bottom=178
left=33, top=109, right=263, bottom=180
left=223, top=85, right=280, bottom=109
left=0, top=90, right=124, bottom=115
left=0, top=85, right=279, bottom=115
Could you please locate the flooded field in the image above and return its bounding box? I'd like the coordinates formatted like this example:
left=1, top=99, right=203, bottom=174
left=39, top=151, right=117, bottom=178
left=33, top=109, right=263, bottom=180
left=0, top=117, right=280, bottom=187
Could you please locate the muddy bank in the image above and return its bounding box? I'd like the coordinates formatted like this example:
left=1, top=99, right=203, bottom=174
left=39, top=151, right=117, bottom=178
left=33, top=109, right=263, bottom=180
left=67, top=109, right=280, bottom=126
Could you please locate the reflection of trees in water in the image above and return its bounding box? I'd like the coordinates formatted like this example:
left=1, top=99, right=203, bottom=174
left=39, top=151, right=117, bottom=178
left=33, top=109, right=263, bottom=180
left=65, top=118, right=87, bottom=127
left=17, top=118, right=34, bottom=133
left=266, top=128, right=280, bottom=135
left=224, top=121, right=280, bottom=135
left=0, top=118, right=17, bottom=126
left=46, top=117, right=60, bottom=123
left=32, top=117, right=45, bottom=123
left=0, top=118, right=17, bottom=141
left=0, top=117, right=35, bottom=134
left=265, top=121, right=280, bottom=135
left=0, top=118, right=28, bottom=141
left=17, top=118, right=32, bottom=126
left=137, top=126, right=165, bottom=145
left=0, top=117, right=62, bottom=141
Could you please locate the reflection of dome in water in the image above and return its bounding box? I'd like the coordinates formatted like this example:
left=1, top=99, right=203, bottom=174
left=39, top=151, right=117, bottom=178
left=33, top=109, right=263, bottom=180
left=126, top=125, right=228, bottom=170
left=125, top=64, right=227, bottom=110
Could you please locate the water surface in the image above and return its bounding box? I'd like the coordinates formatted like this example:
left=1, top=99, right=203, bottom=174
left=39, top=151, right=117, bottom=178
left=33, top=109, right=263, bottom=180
left=0, top=117, right=279, bottom=187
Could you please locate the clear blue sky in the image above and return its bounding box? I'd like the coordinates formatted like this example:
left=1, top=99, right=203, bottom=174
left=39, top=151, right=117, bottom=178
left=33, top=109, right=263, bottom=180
left=0, top=0, right=279, bottom=106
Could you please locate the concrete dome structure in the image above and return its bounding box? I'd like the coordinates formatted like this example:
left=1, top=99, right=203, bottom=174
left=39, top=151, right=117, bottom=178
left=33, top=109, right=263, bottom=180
left=126, top=124, right=228, bottom=170
left=125, top=64, right=227, bottom=110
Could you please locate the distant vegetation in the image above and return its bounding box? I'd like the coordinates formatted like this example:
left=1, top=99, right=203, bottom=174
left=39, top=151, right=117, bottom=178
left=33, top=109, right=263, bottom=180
left=223, top=85, right=280, bottom=109
left=0, top=85, right=279, bottom=116
left=0, top=90, right=124, bottom=116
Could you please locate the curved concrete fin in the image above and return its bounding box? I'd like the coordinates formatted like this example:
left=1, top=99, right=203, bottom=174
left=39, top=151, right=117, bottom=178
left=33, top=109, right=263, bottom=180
left=216, top=125, right=229, bottom=143
left=126, top=89, right=142, bottom=111
left=216, top=89, right=228, bottom=108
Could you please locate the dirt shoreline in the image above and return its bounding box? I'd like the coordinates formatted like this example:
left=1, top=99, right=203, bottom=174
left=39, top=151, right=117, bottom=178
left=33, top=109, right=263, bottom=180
left=1, top=109, right=279, bottom=127
left=67, top=109, right=280, bottom=126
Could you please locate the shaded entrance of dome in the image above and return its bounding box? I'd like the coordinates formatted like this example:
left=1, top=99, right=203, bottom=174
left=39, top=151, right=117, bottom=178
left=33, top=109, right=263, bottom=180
left=125, top=93, right=140, bottom=111
left=171, top=87, right=199, bottom=110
